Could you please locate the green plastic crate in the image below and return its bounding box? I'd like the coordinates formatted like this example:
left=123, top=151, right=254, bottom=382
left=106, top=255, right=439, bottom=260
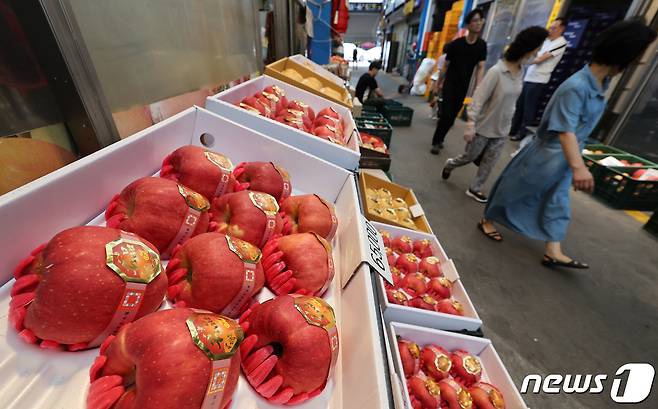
left=593, top=166, right=658, bottom=211
left=583, top=153, right=658, bottom=180
left=382, top=101, right=414, bottom=126
left=357, top=112, right=385, bottom=121
left=583, top=144, right=626, bottom=155
left=357, top=119, right=393, bottom=147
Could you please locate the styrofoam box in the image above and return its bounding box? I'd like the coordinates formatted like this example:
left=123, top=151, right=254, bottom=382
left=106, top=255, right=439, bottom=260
left=388, top=322, right=529, bottom=409
left=205, top=75, right=360, bottom=171
left=0, top=107, right=389, bottom=409
left=372, top=222, right=482, bottom=332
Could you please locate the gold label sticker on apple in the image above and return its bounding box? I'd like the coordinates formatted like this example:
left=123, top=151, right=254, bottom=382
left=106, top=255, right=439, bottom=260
left=178, top=184, right=210, bottom=212
left=293, top=296, right=336, bottom=331
left=226, top=235, right=262, bottom=264
left=204, top=150, right=233, bottom=172
left=105, top=236, right=161, bottom=283
left=186, top=312, right=244, bottom=360
left=249, top=191, right=279, bottom=215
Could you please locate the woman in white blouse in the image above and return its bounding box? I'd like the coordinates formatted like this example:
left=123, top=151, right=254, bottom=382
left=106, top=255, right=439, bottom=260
left=442, top=26, right=549, bottom=203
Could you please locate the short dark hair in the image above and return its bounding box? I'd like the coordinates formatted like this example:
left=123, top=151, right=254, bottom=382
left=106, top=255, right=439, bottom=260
left=464, top=8, right=484, bottom=24
left=591, top=19, right=657, bottom=70
left=369, top=60, right=382, bottom=70
left=554, top=17, right=568, bottom=27
left=504, top=26, right=549, bottom=62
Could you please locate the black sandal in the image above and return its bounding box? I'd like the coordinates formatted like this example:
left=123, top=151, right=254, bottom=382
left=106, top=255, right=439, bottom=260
left=541, top=255, right=589, bottom=269
left=477, top=220, right=502, bottom=242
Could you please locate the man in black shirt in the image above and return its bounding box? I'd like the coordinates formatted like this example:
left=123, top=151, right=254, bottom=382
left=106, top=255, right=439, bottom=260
left=431, top=9, right=487, bottom=154
left=355, top=61, right=385, bottom=108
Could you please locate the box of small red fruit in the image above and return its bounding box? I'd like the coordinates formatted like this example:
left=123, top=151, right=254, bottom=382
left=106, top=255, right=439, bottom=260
left=389, top=322, right=529, bottom=409
left=373, top=222, right=483, bottom=333
left=206, top=75, right=360, bottom=171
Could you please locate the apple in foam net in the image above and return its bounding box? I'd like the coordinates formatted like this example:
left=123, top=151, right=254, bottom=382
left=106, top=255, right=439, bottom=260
left=469, top=382, right=506, bottom=409
left=397, top=339, right=421, bottom=378
left=407, top=375, right=441, bottom=409
left=402, top=272, right=428, bottom=296
left=261, top=232, right=335, bottom=296
left=419, top=256, right=442, bottom=278
left=420, top=345, right=453, bottom=381
left=313, top=125, right=343, bottom=145
left=105, top=177, right=210, bottom=256
left=396, top=253, right=420, bottom=275
left=391, top=235, right=414, bottom=254
left=413, top=239, right=433, bottom=258
left=232, top=161, right=292, bottom=203
left=390, top=266, right=405, bottom=287
left=87, top=308, right=242, bottom=409
left=239, top=95, right=271, bottom=117
left=426, top=276, right=452, bottom=299
left=209, top=190, right=288, bottom=249
left=436, top=298, right=464, bottom=316
left=317, top=106, right=341, bottom=120
left=386, top=247, right=398, bottom=267
left=160, top=145, right=239, bottom=202
left=280, top=194, right=338, bottom=240
left=450, top=350, right=483, bottom=386
left=440, top=378, right=474, bottom=409
left=165, top=233, right=265, bottom=318
left=239, top=294, right=338, bottom=404
left=379, top=230, right=392, bottom=247
left=410, top=294, right=440, bottom=311
left=386, top=287, right=412, bottom=306
left=287, top=100, right=315, bottom=121
left=9, top=226, right=166, bottom=350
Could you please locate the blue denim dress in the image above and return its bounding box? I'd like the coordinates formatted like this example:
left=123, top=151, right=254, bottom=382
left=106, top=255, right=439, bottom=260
left=484, top=66, right=608, bottom=242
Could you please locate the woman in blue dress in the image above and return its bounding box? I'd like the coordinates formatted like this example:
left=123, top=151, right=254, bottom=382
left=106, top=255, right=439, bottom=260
left=478, top=20, right=656, bottom=268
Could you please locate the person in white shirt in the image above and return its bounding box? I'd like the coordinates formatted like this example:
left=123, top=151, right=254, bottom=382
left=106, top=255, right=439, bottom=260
left=510, top=17, right=568, bottom=141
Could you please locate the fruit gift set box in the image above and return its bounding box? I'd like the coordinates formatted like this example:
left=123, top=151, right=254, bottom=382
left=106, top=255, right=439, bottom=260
left=206, top=75, right=360, bottom=171
left=388, top=322, right=529, bottom=409
left=0, top=107, right=390, bottom=409
left=371, top=222, right=483, bottom=334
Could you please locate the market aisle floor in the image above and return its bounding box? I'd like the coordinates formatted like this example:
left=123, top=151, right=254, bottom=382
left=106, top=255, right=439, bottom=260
left=353, top=69, right=658, bottom=409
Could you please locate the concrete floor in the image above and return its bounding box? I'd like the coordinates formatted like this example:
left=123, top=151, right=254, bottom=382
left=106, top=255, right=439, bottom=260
left=353, top=69, right=658, bottom=408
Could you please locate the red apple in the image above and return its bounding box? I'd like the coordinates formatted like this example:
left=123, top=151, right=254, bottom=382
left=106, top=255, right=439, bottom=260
left=402, top=272, right=428, bottom=296
left=419, top=256, right=442, bottom=278
left=397, top=339, right=421, bottom=378
left=9, top=226, right=166, bottom=350
left=261, top=232, right=335, bottom=296
left=391, top=266, right=405, bottom=287
left=469, top=382, right=505, bottom=409
left=280, top=194, right=338, bottom=240
left=410, top=294, right=440, bottom=311
left=160, top=145, right=236, bottom=201
left=391, top=235, right=413, bottom=254
left=288, top=100, right=315, bottom=121
left=450, top=350, right=483, bottom=386
left=240, top=295, right=338, bottom=402
left=240, top=96, right=271, bottom=117
left=260, top=90, right=288, bottom=113
left=313, top=125, right=344, bottom=145
left=421, top=345, right=452, bottom=381
left=166, top=233, right=265, bottom=318
left=407, top=375, right=441, bottom=409
left=284, top=110, right=314, bottom=130
left=386, top=287, right=412, bottom=305
left=232, top=161, right=292, bottom=203
left=314, top=115, right=344, bottom=133
left=436, top=298, right=464, bottom=316
left=396, top=253, right=420, bottom=275
left=105, top=177, right=210, bottom=256
left=632, top=169, right=646, bottom=179
left=386, top=247, right=398, bottom=267
left=379, top=230, right=392, bottom=248
left=210, top=191, right=287, bottom=249
left=413, top=239, right=433, bottom=258
left=426, top=277, right=452, bottom=299
left=317, top=106, right=341, bottom=120
left=87, top=308, right=242, bottom=409
left=440, top=378, right=474, bottom=409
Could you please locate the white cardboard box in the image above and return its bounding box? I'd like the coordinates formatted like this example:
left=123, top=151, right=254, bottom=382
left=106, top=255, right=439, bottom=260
left=0, top=107, right=389, bottom=409
left=205, top=75, right=360, bottom=171
left=388, top=322, right=529, bottom=409
left=371, top=222, right=482, bottom=332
